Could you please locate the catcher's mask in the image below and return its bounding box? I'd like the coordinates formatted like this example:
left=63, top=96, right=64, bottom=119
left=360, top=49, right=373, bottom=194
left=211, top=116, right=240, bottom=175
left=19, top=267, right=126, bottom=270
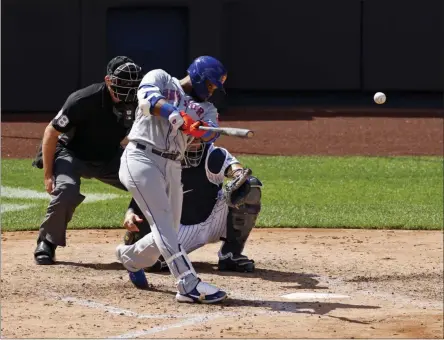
left=109, top=62, right=143, bottom=103
left=184, top=140, right=206, bottom=167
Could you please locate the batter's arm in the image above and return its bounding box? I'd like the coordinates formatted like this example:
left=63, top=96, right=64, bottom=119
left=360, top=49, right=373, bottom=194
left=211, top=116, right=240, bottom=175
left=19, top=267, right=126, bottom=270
left=137, top=70, right=195, bottom=131
left=198, top=107, right=220, bottom=142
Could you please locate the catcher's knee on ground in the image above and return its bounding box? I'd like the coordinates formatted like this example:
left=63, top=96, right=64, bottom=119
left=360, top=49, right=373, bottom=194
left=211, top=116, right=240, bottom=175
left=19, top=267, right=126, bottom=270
left=219, top=176, right=262, bottom=272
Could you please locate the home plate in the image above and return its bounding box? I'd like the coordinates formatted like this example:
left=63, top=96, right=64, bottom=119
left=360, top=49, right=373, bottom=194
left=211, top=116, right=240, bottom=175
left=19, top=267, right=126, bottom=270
left=281, top=292, right=350, bottom=300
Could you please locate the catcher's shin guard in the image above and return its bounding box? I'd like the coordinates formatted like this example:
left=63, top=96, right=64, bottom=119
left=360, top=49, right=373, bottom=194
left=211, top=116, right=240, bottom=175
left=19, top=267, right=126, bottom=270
left=219, top=176, right=262, bottom=272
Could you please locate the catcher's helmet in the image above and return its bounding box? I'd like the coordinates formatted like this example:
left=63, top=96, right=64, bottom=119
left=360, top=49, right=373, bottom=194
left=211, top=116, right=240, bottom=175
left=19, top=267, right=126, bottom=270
left=187, top=56, right=227, bottom=101
left=107, top=56, right=143, bottom=103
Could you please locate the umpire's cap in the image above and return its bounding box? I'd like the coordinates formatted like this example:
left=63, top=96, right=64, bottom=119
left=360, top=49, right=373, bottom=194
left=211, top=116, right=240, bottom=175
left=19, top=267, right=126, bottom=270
left=107, top=56, right=143, bottom=103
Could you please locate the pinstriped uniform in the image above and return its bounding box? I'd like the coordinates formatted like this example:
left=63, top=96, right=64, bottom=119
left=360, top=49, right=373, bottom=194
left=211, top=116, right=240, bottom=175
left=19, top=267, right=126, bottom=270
left=178, top=144, right=238, bottom=254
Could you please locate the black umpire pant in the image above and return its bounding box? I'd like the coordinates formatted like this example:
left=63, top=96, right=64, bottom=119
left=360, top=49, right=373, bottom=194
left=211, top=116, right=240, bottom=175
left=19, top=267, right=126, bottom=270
left=36, top=146, right=142, bottom=247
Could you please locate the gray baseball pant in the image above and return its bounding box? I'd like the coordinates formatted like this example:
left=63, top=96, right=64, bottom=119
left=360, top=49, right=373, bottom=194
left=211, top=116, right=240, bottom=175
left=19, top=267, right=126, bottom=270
left=117, top=141, right=199, bottom=294
left=38, top=147, right=146, bottom=246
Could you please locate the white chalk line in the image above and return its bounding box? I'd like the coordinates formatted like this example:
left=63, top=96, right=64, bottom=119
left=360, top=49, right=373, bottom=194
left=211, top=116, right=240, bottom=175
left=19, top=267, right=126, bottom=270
left=110, top=308, right=285, bottom=339
left=1, top=203, right=36, bottom=213
left=49, top=274, right=429, bottom=338
left=109, top=313, right=231, bottom=339
left=1, top=186, right=123, bottom=204
left=281, top=292, right=350, bottom=300
left=48, top=293, right=289, bottom=339
left=51, top=294, right=204, bottom=319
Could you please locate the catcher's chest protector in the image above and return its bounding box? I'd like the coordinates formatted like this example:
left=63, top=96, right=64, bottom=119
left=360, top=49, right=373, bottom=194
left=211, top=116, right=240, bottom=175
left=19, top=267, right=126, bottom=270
left=181, top=153, right=220, bottom=225
left=181, top=144, right=237, bottom=225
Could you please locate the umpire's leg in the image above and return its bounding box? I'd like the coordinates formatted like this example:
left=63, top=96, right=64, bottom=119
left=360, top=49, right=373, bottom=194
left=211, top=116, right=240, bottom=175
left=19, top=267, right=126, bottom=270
left=35, top=149, right=85, bottom=264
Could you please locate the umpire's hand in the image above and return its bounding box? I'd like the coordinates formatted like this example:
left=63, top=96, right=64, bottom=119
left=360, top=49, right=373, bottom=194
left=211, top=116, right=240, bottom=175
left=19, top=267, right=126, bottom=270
left=123, top=211, right=143, bottom=232
left=44, top=176, right=55, bottom=194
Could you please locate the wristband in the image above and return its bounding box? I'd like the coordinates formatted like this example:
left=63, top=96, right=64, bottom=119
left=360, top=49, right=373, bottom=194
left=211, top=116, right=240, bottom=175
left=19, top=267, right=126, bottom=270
left=159, top=102, right=177, bottom=119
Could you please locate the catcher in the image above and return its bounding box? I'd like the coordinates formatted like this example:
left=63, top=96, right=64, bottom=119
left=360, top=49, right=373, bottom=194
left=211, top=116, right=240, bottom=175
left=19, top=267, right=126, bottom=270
left=122, top=139, right=262, bottom=273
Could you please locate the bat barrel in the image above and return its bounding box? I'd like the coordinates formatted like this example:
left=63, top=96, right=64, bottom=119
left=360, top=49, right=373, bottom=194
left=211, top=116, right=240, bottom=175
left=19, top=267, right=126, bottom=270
left=198, top=126, right=254, bottom=138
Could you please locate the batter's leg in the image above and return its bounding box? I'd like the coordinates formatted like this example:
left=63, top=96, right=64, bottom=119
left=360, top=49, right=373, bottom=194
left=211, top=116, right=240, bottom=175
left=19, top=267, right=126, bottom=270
left=96, top=148, right=152, bottom=236
left=116, top=145, right=200, bottom=294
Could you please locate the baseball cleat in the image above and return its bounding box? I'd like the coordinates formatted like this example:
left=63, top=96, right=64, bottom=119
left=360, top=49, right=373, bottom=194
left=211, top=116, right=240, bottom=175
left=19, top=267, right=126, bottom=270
left=218, top=253, right=255, bottom=272
left=176, top=280, right=227, bottom=304
left=115, top=244, right=149, bottom=289
left=128, top=269, right=149, bottom=289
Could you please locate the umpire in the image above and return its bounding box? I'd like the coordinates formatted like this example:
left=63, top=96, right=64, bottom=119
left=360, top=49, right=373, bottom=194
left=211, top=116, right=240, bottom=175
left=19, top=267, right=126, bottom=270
left=32, top=56, right=145, bottom=265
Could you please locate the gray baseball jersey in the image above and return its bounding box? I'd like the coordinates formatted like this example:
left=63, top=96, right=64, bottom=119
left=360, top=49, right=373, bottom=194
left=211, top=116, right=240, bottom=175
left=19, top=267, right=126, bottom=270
left=128, top=69, right=219, bottom=157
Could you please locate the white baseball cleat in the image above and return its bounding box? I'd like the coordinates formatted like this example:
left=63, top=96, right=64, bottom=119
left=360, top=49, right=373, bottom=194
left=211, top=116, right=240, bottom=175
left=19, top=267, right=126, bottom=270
left=176, top=280, right=227, bottom=304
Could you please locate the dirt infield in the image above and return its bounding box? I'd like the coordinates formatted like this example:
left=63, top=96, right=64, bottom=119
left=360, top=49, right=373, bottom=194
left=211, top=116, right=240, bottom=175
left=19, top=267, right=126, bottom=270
left=1, top=229, right=443, bottom=338
left=1, top=109, right=443, bottom=338
left=2, top=108, right=443, bottom=157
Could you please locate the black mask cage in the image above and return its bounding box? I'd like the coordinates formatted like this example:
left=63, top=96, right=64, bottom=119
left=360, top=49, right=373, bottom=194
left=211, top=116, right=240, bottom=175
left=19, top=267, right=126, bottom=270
left=184, top=140, right=206, bottom=167
left=109, top=62, right=143, bottom=103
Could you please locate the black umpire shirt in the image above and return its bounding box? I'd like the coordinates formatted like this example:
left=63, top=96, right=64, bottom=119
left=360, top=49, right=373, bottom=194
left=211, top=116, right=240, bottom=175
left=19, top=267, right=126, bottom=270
left=51, top=83, right=129, bottom=161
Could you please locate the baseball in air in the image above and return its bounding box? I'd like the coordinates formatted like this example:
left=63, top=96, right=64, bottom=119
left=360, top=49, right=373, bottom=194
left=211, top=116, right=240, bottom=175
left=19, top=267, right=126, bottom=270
left=374, top=92, right=386, bottom=104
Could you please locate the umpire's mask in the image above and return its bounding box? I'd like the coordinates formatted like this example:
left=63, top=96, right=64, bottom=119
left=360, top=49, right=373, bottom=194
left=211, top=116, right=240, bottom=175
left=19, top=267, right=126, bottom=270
left=108, top=61, right=143, bottom=103
left=106, top=57, right=143, bottom=128
left=184, top=140, right=206, bottom=167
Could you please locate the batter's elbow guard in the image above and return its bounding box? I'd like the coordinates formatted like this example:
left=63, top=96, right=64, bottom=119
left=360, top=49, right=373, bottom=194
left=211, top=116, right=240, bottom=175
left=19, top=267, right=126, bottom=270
left=137, top=90, right=164, bottom=116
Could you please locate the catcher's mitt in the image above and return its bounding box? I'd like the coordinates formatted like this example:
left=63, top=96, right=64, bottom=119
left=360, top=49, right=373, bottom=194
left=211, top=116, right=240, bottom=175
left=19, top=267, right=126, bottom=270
left=224, top=168, right=252, bottom=208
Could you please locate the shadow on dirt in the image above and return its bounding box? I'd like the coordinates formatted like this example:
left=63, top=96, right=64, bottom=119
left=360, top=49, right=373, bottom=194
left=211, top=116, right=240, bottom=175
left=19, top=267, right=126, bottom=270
left=55, top=260, right=328, bottom=290
left=192, top=261, right=328, bottom=289
left=225, top=298, right=380, bottom=324
left=55, top=261, right=124, bottom=270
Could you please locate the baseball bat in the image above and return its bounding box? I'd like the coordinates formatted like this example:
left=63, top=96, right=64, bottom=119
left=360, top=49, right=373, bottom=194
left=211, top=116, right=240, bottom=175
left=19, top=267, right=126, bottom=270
left=198, top=126, right=254, bottom=138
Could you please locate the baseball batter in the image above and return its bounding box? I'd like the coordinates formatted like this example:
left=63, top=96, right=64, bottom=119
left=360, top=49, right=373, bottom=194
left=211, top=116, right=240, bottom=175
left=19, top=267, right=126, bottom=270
left=116, top=56, right=228, bottom=303
left=123, top=140, right=262, bottom=273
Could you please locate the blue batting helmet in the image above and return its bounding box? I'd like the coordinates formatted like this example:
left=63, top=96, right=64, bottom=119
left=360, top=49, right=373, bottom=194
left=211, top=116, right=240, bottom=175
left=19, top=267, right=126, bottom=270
left=187, top=56, right=227, bottom=101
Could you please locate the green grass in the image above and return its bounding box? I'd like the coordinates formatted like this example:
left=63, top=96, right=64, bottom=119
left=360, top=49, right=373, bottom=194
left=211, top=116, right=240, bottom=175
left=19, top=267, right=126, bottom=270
left=1, top=159, right=132, bottom=231
left=1, top=156, right=443, bottom=231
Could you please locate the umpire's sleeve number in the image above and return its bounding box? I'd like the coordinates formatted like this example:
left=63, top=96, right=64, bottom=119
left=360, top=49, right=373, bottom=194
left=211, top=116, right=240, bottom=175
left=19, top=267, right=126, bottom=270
left=54, top=110, right=70, bottom=127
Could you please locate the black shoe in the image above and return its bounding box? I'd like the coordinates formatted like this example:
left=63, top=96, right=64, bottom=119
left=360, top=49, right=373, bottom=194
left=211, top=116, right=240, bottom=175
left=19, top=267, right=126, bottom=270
left=218, top=253, right=255, bottom=273
left=34, top=239, right=56, bottom=265
left=144, top=255, right=169, bottom=273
